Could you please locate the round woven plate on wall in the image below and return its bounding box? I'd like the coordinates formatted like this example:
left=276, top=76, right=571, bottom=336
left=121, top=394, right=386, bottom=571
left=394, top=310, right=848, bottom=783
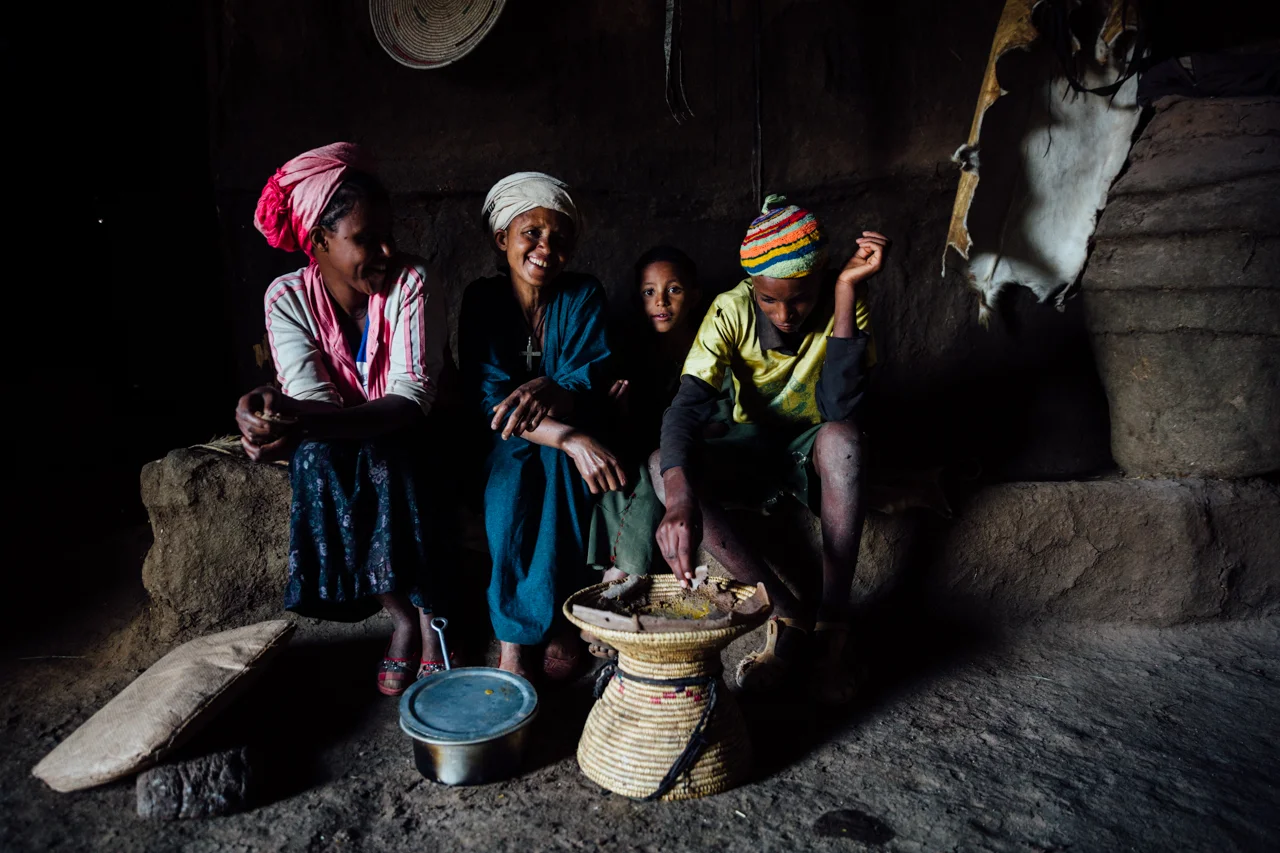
left=370, top=0, right=507, bottom=69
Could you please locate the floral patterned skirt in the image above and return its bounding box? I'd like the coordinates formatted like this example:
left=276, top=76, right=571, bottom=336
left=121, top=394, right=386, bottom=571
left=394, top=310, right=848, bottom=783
left=284, top=434, right=437, bottom=622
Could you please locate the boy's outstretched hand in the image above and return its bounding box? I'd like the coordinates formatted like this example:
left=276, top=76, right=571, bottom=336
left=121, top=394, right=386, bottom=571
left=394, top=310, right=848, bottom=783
left=836, top=231, right=889, bottom=288
left=656, top=468, right=701, bottom=588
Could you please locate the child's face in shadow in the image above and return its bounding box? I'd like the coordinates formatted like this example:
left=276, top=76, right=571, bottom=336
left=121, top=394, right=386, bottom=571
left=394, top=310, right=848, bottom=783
left=640, top=261, right=697, bottom=334
left=752, top=272, right=822, bottom=334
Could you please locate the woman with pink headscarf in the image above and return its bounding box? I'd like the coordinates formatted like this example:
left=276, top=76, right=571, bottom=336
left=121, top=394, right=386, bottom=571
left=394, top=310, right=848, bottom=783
left=235, top=143, right=450, bottom=697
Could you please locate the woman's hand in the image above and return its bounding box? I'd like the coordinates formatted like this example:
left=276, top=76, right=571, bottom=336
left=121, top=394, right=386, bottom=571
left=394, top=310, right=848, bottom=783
left=655, top=468, right=702, bottom=588
left=608, top=379, right=630, bottom=416
left=491, top=377, right=572, bottom=440
left=560, top=431, right=629, bottom=495
left=240, top=433, right=295, bottom=463
left=236, top=386, right=298, bottom=463
left=836, top=231, right=889, bottom=289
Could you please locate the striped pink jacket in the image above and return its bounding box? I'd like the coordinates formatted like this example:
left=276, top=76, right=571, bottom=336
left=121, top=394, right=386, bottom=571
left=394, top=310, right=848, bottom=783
left=264, top=257, right=447, bottom=416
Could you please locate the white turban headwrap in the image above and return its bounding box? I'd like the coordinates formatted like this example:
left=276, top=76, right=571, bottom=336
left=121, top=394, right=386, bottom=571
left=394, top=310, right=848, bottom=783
left=482, top=171, right=580, bottom=236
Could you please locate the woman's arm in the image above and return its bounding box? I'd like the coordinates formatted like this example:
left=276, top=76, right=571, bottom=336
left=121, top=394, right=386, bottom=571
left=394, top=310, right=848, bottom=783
left=240, top=269, right=439, bottom=458
left=382, top=263, right=449, bottom=418
left=264, top=279, right=345, bottom=407
left=236, top=388, right=421, bottom=461
left=487, top=279, right=614, bottom=439
left=239, top=282, right=349, bottom=461
left=489, top=376, right=574, bottom=439
left=511, top=415, right=629, bottom=495
left=292, top=263, right=447, bottom=439
left=296, top=394, right=421, bottom=440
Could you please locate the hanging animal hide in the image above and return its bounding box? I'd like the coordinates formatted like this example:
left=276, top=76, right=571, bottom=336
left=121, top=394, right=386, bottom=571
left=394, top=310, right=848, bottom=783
left=944, top=0, right=1142, bottom=326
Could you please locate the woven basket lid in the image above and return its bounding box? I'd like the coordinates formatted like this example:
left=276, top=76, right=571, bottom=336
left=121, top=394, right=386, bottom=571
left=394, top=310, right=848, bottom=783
left=370, top=0, right=507, bottom=69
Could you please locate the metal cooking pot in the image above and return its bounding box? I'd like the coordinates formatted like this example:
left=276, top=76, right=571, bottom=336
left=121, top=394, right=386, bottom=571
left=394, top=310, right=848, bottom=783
left=398, top=619, right=539, bottom=786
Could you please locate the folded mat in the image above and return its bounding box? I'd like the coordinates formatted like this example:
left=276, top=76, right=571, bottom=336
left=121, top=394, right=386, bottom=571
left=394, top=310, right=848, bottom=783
left=33, top=619, right=294, bottom=793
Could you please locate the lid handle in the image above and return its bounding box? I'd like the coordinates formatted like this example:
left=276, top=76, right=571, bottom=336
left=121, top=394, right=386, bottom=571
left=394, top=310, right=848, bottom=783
left=430, top=617, right=452, bottom=670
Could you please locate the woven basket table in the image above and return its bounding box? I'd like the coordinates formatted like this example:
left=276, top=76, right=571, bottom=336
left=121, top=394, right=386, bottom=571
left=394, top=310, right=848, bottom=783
left=563, top=576, right=771, bottom=801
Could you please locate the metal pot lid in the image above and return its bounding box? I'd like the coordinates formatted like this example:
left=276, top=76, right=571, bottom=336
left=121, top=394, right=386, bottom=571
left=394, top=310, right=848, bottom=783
left=399, top=667, right=538, bottom=745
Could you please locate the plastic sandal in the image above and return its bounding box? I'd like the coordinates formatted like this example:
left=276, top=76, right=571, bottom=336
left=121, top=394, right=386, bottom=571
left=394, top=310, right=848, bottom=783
left=735, top=617, right=808, bottom=692
left=377, top=655, right=414, bottom=697
left=417, top=653, right=458, bottom=680
left=811, top=621, right=860, bottom=705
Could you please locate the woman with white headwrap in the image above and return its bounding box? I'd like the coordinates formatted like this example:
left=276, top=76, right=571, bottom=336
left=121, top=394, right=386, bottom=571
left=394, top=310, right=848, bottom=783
left=460, top=172, right=629, bottom=681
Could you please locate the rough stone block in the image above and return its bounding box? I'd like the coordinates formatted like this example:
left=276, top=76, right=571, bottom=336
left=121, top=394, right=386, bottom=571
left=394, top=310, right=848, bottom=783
left=136, top=747, right=254, bottom=820
left=140, top=450, right=291, bottom=632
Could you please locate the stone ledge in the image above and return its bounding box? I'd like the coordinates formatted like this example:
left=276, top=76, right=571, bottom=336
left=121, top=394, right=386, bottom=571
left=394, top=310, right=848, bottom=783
left=140, top=450, right=1280, bottom=634
left=928, top=478, right=1280, bottom=625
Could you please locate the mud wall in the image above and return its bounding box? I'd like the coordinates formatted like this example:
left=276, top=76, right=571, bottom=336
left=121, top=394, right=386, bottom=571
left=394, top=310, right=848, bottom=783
left=210, top=0, right=1115, bottom=481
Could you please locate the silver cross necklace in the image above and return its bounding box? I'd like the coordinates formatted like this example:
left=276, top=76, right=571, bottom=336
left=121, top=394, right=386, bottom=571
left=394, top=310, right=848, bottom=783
left=521, top=306, right=547, bottom=372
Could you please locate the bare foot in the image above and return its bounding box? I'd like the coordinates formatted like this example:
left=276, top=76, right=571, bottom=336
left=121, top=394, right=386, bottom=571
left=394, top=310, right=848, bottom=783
left=580, top=631, right=618, bottom=659
left=543, top=629, right=584, bottom=682
left=498, top=641, right=534, bottom=681
left=812, top=606, right=860, bottom=704
left=601, top=568, right=628, bottom=584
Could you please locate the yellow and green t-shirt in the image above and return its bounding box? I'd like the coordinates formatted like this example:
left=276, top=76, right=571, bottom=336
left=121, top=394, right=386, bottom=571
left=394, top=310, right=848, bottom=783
left=680, top=278, right=875, bottom=429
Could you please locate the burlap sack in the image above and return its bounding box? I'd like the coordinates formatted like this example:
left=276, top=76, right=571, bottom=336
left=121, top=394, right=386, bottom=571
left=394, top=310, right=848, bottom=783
left=32, top=620, right=294, bottom=793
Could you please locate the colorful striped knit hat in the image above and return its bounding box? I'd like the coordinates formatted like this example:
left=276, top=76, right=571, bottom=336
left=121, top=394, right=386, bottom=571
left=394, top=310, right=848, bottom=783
left=740, top=194, right=828, bottom=278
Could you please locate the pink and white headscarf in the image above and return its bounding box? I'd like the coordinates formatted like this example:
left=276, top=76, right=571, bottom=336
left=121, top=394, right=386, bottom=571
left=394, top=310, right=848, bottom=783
left=254, top=143, right=373, bottom=255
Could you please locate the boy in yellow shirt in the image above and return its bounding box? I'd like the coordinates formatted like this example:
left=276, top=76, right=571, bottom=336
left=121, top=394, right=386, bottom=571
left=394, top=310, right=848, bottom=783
left=652, top=195, right=887, bottom=704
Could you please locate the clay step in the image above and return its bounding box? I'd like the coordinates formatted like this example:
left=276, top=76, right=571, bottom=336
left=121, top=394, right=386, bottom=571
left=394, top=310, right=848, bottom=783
left=140, top=451, right=1280, bottom=635
left=1088, top=234, right=1280, bottom=293
left=1093, top=173, right=1280, bottom=238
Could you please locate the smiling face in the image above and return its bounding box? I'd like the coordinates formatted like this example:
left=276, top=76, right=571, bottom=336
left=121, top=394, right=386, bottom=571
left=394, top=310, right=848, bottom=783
left=639, top=260, right=698, bottom=334
left=311, top=197, right=396, bottom=297
left=495, top=207, right=576, bottom=290
left=751, top=272, right=823, bottom=334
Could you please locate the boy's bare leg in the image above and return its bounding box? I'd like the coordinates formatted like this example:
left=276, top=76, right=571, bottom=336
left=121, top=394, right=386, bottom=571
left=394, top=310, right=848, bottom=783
left=811, top=420, right=867, bottom=623
left=648, top=453, right=808, bottom=659
left=808, top=419, right=867, bottom=701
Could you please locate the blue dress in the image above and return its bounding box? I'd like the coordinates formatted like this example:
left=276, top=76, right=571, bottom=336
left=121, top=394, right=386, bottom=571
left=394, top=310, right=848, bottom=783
left=460, top=274, right=613, bottom=645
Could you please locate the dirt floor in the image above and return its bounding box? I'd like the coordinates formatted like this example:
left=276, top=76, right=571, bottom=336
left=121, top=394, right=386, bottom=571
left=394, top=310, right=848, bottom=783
left=3, top=530, right=1279, bottom=852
